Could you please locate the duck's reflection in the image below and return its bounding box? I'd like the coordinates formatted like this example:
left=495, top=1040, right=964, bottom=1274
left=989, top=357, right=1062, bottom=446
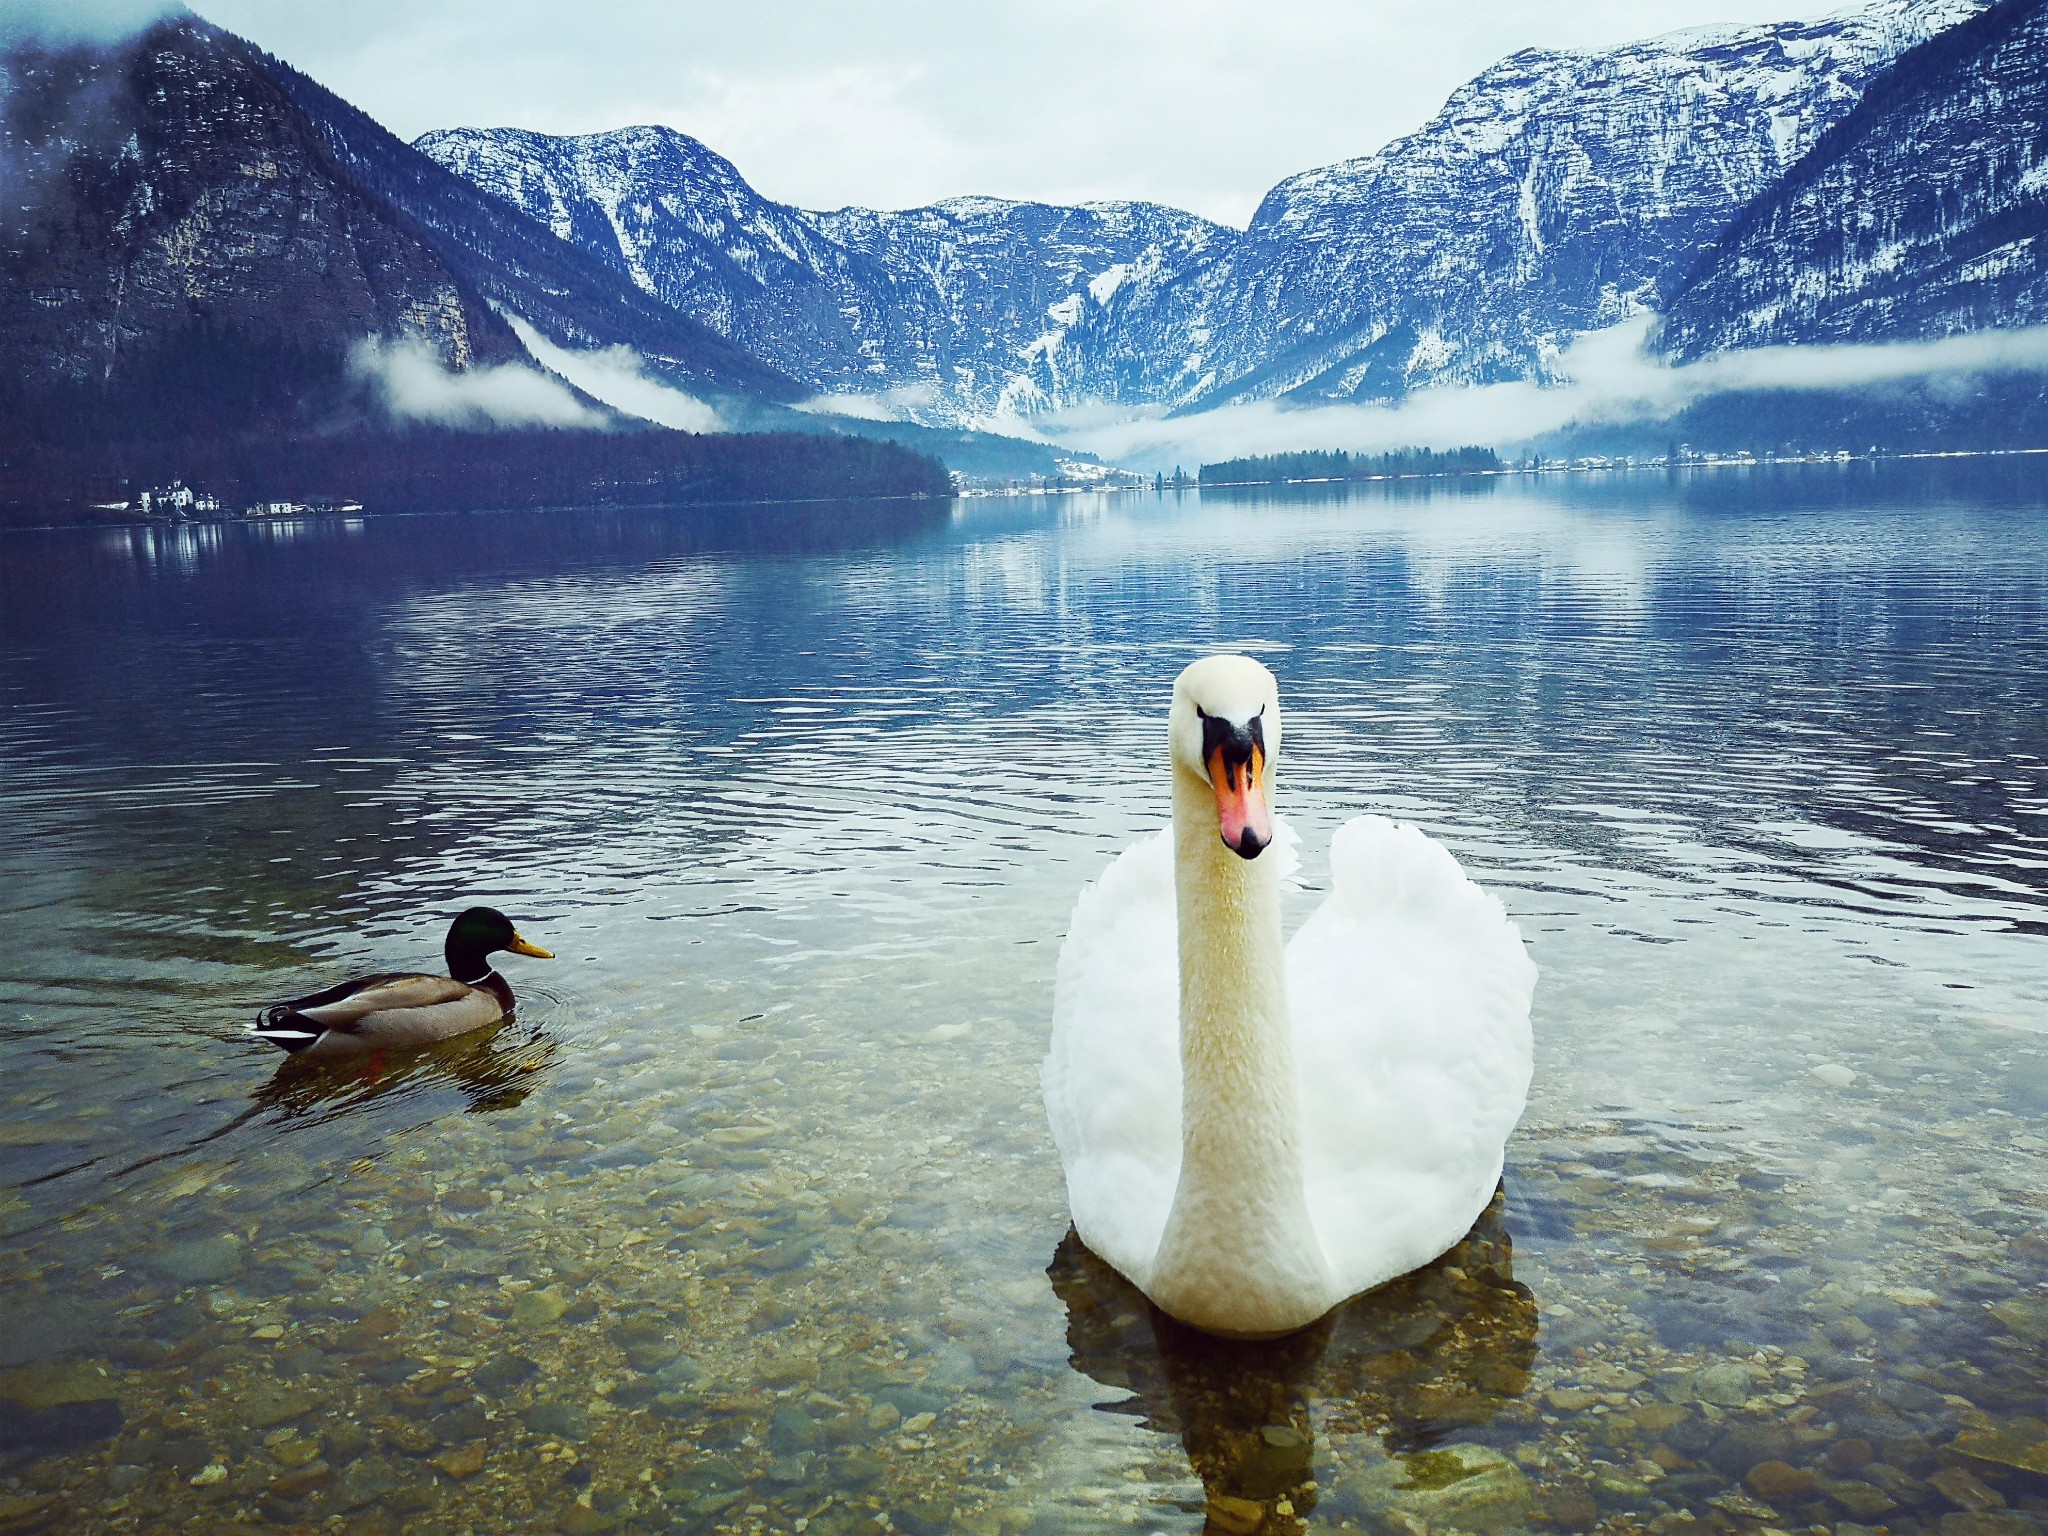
left=253, top=1020, right=559, bottom=1123
left=1049, top=1189, right=1538, bottom=1536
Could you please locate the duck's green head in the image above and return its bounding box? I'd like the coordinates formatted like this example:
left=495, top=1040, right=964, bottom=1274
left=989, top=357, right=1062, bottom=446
left=446, top=906, right=552, bottom=982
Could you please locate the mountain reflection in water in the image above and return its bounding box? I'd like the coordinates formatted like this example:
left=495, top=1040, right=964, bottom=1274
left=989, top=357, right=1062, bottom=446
left=1050, top=1191, right=1538, bottom=1535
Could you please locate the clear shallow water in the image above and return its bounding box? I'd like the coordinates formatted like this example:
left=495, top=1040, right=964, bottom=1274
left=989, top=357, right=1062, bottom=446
left=1, top=464, right=2045, bottom=1536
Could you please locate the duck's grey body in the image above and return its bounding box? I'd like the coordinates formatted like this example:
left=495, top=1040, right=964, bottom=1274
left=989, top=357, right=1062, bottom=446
left=258, top=972, right=515, bottom=1055
left=252, top=907, right=549, bottom=1056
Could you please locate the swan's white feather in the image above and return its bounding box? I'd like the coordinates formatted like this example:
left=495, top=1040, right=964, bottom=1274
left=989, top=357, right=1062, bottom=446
left=1288, top=816, right=1536, bottom=1296
left=1044, top=827, right=1180, bottom=1283
left=1046, top=813, right=1532, bottom=1309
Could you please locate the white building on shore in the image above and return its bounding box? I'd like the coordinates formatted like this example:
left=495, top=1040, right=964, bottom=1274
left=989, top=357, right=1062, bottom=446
left=137, top=482, right=220, bottom=517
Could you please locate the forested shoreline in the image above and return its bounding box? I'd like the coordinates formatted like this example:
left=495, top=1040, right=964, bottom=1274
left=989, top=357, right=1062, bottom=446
left=1199, top=446, right=1502, bottom=485
left=0, top=425, right=952, bottom=528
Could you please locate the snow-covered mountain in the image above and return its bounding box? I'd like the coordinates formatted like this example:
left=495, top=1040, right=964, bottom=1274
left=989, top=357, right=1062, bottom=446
left=1063, top=0, right=1987, bottom=413
left=804, top=197, right=1231, bottom=418
left=1659, top=0, right=2047, bottom=356
left=419, top=0, right=1985, bottom=428
left=414, top=126, right=915, bottom=395
left=416, top=126, right=1230, bottom=421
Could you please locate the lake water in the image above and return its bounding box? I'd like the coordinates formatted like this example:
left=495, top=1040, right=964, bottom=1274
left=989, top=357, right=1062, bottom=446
left=2, top=464, right=2046, bottom=1536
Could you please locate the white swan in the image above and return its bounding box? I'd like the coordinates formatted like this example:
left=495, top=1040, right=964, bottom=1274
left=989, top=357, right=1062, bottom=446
left=1043, top=655, right=1536, bottom=1337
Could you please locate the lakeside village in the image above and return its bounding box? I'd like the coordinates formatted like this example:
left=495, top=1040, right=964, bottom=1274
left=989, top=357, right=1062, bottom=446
left=94, top=481, right=365, bottom=521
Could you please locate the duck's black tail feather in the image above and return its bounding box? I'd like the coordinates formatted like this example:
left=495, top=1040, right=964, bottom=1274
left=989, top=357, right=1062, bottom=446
left=251, top=1006, right=321, bottom=1053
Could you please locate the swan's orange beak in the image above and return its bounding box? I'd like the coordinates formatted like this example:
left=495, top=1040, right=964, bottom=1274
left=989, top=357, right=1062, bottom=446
left=1208, top=742, right=1272, bottom=860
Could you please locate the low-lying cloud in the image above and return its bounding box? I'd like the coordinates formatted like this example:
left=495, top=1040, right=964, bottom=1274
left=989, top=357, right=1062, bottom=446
left=794, top=392, right=904, bottom=423
left=0, top=0, right=177, bottom=48
left=2, top=2, right=183, bottom=213
left=1043, top=319, right=2048, bottom=470
left=509, top=317, right=725, bottom=434
left=349, top=336, right=608, bottom=430
left=791, top=382, right=940, bottom=424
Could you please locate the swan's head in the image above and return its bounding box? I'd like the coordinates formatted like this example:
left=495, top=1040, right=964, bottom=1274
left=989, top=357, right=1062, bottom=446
left=1171, top=655, right=1281, bottom=860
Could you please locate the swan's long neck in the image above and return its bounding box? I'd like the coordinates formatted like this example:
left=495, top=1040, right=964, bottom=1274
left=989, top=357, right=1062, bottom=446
left=1148, top=766, right=1333, bottom=1336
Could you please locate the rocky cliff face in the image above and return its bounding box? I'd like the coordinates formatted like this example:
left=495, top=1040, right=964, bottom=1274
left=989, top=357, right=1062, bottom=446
left=0, top=16, right=524, bottom=397
left=1658, top=0, right=2047, bottom=357
left=419, top=0, right=1982, bottom=427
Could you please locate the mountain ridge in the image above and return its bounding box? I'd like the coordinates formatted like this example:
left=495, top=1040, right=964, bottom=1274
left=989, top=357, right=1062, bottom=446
left=1065, top=0, right=1988, bottom=416
left=417, top=122, right=1232, bottom=423
left=417, top=0, right=1988, bottom=429
left=10, top=0, right=2041, bottom=487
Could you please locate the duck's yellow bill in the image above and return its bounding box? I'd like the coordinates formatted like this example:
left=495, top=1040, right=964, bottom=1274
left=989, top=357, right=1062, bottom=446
left=507, top=934, right=554, bottom=959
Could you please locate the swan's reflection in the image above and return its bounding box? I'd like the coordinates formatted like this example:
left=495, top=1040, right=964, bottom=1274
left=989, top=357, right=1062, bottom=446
left=1049, top=1189, right=1538, bottom=1536
left=252, top=1020, right=559, bottom=1124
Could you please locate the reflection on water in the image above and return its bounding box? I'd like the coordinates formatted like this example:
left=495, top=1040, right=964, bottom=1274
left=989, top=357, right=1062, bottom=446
left=1, top=469, right=2046, bottom=1534
left=1050, top=1191, right=1538, bottom=1535
left=251, top=1020, right=560, bottom=1125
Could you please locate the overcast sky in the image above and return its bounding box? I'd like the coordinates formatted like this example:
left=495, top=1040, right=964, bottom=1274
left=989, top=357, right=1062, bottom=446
left=190, top=0, right=1847, bottom=226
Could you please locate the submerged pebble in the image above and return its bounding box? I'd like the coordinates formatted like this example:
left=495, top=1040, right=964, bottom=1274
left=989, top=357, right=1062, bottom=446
left=149, top=1235, right=242, bottom=1286
left=509, top=1289, right=570, bottom=1328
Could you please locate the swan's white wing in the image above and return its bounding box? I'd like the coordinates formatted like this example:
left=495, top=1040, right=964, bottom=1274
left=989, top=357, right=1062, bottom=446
left=1044, top=828, right=1180, bottom=1283
left=1287, top=816, right=1536, bottom=1299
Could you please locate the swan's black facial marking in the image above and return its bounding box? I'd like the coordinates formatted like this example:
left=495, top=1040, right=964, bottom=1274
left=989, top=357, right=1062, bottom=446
left=1200, top=707, right=1270, bottom=859
left=1199, top=707, right=1265, bottom=776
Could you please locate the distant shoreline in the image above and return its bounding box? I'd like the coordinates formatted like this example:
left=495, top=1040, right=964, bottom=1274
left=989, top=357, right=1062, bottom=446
left=1193, top=444, right=2048, bottom=489
left=15, top=444, right=2048, bottom=529
left=0, top=488, right=954, bottom=538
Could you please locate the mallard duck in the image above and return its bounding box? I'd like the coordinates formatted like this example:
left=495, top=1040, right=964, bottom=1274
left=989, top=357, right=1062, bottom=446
left=252, top=907, right=552, bottom=1056
left=1043, top=655, right=1536, bottom=1337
